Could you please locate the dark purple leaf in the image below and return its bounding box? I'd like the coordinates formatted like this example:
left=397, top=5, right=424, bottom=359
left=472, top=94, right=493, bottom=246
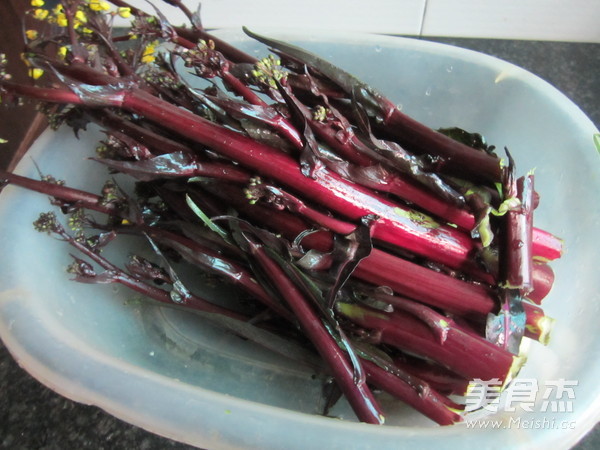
left=324, top=219, right=374, bottom=309
left=126, top=254, right=172, bottom=284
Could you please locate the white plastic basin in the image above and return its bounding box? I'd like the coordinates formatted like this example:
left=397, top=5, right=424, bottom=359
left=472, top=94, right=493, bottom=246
left=0, top=30, right=598, bottom=449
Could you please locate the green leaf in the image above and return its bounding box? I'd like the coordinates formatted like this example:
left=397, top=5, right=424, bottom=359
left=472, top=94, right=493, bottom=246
left=491, top=197, right=521, bottom=216
left=494, top=182, right=503, bottom=197
left=477, top=214, right=494, bottom=248
left=594, top=133, right=600, bottom=154
left=185, top=194, right=229, bottom=240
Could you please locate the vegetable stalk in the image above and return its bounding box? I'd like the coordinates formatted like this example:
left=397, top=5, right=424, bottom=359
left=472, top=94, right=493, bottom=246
left=337, top=302, right=517, bottom=382
left=247, top=240, right=385, bottom=425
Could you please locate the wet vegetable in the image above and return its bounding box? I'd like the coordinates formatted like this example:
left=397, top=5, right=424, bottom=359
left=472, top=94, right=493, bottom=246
left=0, top=0, right=563, bottom=426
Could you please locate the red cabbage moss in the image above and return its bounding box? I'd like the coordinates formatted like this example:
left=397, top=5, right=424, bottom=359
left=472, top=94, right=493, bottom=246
left=0, top=0, right=564, bottom=426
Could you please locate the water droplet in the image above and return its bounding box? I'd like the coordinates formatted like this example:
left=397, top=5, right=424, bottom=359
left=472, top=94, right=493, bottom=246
left=446, top=65, right=453, bottom=73
left=374, top=45, right=382, bottom=53
left=396, top=103, right=403, bottom=111
left=425, top=87, right=432, bottom=96
left=149, top=351, right=155, bottom=357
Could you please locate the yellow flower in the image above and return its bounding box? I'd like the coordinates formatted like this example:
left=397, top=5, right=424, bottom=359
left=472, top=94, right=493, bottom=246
left=141, top=41, right=158, bottom=64
left=56, top=13, right=68, bottom=27
left=57, top=46, right=69, bottom=59
left=28, top=68, right=44, bottom=80
left=53, top=4, right=64, bottom=14
left=31, top=0, right=44, bottom=6
left=33, top=8, right=49, bottom=20
left=75, top=10, right=87, bottom=23
left=89, top=0, right=111, bottom=12
left=118, top=7, right=131, bottom=18
left=81, top=27, right=94, bottom=34
left=25, top=29, right=39, bottom=40
left=141, top=54, right=155, bottom=64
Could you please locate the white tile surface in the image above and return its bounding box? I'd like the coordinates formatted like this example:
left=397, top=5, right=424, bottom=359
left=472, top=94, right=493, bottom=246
left=117, top=0, right=599, bottom=42
left=422, top=0, right=600, bottom=42
left=119, top=0, right=427, bottom=35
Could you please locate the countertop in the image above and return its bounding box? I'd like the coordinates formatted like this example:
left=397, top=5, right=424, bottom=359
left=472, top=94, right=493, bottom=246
left=1, top=30, right=599, bottom=450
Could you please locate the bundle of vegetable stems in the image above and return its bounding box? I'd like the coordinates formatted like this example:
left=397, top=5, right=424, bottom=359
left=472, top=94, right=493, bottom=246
left=0, top=0, right=563, bottom=425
